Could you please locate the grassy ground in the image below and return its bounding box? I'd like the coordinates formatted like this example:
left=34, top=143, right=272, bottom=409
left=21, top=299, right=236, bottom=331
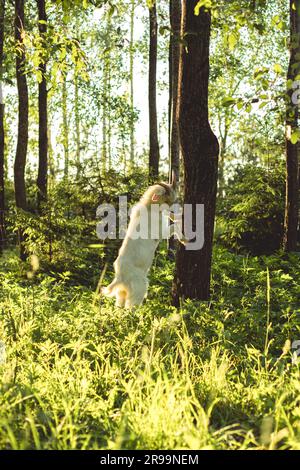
left=0, top=245, right=300, bottom=450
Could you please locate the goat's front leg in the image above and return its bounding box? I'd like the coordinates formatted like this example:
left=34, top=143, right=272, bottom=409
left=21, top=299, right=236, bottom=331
left=169, top=223, right=190, bottom=246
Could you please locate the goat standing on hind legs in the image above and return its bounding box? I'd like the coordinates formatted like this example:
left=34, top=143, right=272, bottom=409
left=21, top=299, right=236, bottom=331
left=102, top=172, right=187, bottom=308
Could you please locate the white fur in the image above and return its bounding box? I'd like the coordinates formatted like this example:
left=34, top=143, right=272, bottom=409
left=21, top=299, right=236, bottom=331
left=103, top=182, right=179, bottom=308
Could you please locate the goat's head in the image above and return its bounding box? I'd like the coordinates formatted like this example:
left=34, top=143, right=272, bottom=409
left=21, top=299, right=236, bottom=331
left=143, top=170, right=177, bottom=206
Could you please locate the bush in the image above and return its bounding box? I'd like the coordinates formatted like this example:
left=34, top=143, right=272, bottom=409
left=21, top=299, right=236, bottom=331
left=217, top=163, right=285, bottom=255
left=6, top=168, right=151, bottom=282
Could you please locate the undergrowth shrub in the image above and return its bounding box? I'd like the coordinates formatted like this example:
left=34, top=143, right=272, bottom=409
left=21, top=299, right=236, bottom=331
left=216, top=163, right=285, bottom=255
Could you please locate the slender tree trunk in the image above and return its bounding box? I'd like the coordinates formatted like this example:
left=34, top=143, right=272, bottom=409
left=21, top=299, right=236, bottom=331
left=74, top=20, right=81, bottom=178
left=108, top=62, right=112, bottom=169
left=218, top=151, right=225, bottom=197
left=283, top=0, right=300, bottom=252
left=62, top=75, right=69, bottom=180
left=0, top=0, right=5, bottom=253
left=101, top=13, right=111, bottom=173
left=218, top=112, right=229, bottom=199
left=169, top=0, right=181, bottom=183
left=129, top=0, right=135, bottom=169
left=74, top=71, right=81, bottom=178
left=172, top=1, right=219, bottom=303
left=0, top=93, right=4, bottom=254
left=148, top=1, right=160, bottom=180
left=168, top=0, right=181, bottom=257
left=15, top=0, right=28, bottom=261
left=36, top=0, right=48, bottom=211
left=48, top=127, right=55, bottom=184
left=101, top=83, right=107, bottom=173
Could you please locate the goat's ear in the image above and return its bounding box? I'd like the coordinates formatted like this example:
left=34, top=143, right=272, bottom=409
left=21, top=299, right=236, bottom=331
left=171, top=169, right=177, bottom=189
left=151, top=193, right=160, bottom=202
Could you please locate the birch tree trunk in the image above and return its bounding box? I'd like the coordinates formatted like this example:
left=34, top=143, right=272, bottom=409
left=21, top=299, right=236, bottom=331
left=62, top=75, right=69, bottom=180
left=74, top=71, right=81, bottom=178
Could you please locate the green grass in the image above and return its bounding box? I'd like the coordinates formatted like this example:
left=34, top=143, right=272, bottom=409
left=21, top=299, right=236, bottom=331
left=0, top=246, right=300, bottom=449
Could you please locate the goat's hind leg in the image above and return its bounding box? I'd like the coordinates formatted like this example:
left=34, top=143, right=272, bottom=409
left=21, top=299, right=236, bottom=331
left=115, top=289, right=127, bottom=308
left=125, top=278, right=148, bottom=309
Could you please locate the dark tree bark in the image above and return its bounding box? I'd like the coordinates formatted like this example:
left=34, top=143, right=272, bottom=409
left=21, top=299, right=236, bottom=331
left=168, top=0, right=181, bottom=257
left=283, top=0, right=300, bottom=252
left=14, top=0, right=28, bottom=260
left=36, top=0, right=48, bottom=210
left=172, top=1, right=219, bottom=303
left=148, top=1, right=160, bottom=180
left=169, top=0, right=181, bottom=183
left=0, top=0, right=5, bottom=253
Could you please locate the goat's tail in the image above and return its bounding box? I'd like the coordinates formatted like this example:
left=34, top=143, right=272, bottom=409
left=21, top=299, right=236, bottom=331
left=102, top=279, right=126, bottom=297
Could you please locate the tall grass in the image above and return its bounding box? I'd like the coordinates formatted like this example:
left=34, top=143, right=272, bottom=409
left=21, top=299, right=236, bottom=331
left=0, top=247, right=299, bottom=449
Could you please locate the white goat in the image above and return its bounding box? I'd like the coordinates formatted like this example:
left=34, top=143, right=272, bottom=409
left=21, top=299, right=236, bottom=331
left=102, top=173, right=184, bottom=308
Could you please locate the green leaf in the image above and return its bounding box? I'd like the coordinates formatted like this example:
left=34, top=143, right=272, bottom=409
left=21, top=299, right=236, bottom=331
left=222, top=97, right=236, bottom=107
left=271, top=14, right=280, bottom=25
left=88, top=244, right=106, bottom=249
left=254, top=67, right=269, bottom=79
left=259, top=101, right=268, bottom=109
left=290, top=131, right=299, bottom=144
left=159, top=26, right=170, bottom=36
left=108, top=4, right=116, bottom=18
left=281, top=273, right=293, bottom=280
left=194, top=0, right=212, bottom=15
left=273, top=63, right=283, bottom=74
left=228, top=32, right=238, bottom=51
